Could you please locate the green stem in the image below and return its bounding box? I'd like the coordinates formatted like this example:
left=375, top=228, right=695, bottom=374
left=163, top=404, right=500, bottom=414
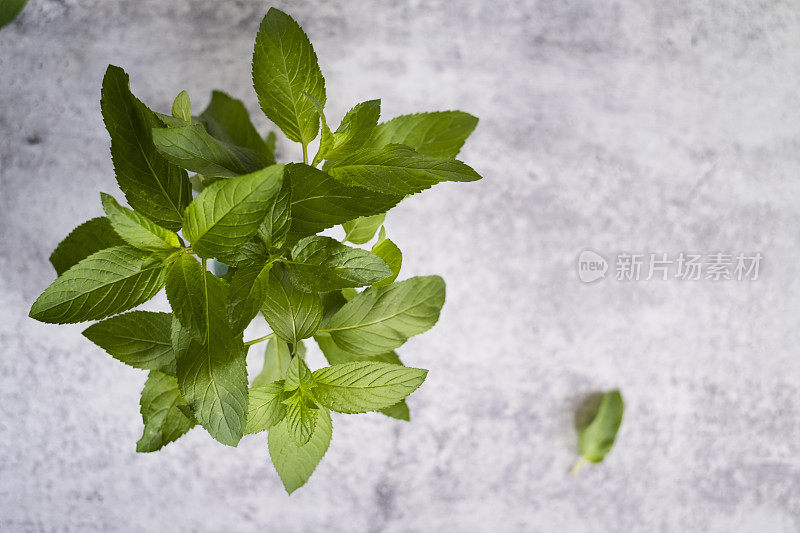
left=244, top=332, right=275, bottom=347
left=302, top=141, right=309, bottom=165
left=570, top=457, right=588, bottom=476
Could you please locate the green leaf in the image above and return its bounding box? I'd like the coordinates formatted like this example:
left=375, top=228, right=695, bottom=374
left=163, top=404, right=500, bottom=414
left=183, top=164, right=284, bottom=258
left=371, top=228, right=402, bottom=286
left=171, top=90, right=192, bottom=123
left=379, top=401, right=410, bottom=421
left=319, top=291, right=348, bottom=329
left=574, top=390, right=624, bottom=471
left=101, top=65, right=191, bottom=230
left=315, top=333, right=408, bottom=421
left=228, top=262, right=272, bottom=333
left=303, top=91, right=334, bottom=166
left=218, top=238, right=271, bottom=269
left=199, top=90, right=274, bottom=161
left=154, top=111, right=190, bottom=128
left=136, top=370, right=196, bottom=452
left=49, top=217, right=125, bottom=276
left=171, top=272, right=248, bottom=447
left=268, top=406, right=332, bottom=494
left=252, top=338, right=305, bottom=387
left=321, top=275, right=446, bottom=355
left=285, top=163, right=401, bottom=239
left=0, top=0, right=27, bottom=29
left=256, top=178, right=292, bottom=252
left=82, top=311, right=176, bottom=375
left=327, top=144, right=481, bottom=196
left=246, top=381, right=287, bottom=435
left=284, top=353, right=314, bottom=392
left=30, top=246, right=166, bottom=324
left=314, top=332, right=401, bottom=366
left=366, top=111, right=478, bottom=158
left=323, top=100, right=381, bottom=162
left=286, top=236, right=392, bottom=292
left=100, top=193, right=181, bottom=251
left=311, top=362, right=427, bottom=414
left=165, top=252, right=212, bottom=340
left=340, top=287, right=358, bottom=301
left=265, top=131, right=277, bottom=153
left=260, top=264, right=322, bottom=346
left=252, top=8, right=326, bottom=145
left=342, top=213, right=385, bottom=245
left=152, top=124, right=271, bottom=178
left=284, top=391, right=319, bottom=445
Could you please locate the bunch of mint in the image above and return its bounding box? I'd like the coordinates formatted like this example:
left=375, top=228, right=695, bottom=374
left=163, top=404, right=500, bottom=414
left=29, top=7, right=481, bottom=493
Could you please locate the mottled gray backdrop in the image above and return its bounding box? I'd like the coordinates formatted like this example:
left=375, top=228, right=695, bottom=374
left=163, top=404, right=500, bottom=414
left=2, top=0, right=800, bottom=531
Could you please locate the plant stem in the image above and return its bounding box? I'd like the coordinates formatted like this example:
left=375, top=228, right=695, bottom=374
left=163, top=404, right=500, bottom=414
left=302, top=141, right=309, bottom=164
left=244, top=332, right=275, bottom=347
left=569, top=457, right=588, bottom=476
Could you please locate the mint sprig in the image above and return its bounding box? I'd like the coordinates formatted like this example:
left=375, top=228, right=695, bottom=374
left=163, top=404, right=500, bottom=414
left=29, top=6, right=482, bottom=493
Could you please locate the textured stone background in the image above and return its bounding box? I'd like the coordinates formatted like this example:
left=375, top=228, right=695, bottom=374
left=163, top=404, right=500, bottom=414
left=2, top=0, right=800, bottom=531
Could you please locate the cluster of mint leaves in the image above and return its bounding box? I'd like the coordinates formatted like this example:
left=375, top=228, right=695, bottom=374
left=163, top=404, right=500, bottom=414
left=28, top=8, right=482, bottom=493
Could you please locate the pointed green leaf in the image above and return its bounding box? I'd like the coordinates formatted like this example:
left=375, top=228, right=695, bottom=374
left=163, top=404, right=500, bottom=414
left=380, top=401, right=410, bottom=421
left=577, top=390, right=624, bottom=464
left=286, top=236, right=391, bottom=292
left=152, top=124, right=271, bottom=178
left=49, top=217, right=125, bottom=276
left=228, top=262, right=272, bottom=333
left=315, top=333, right=409, bottom=421
left=342, top=213, right=385, bottom=245
left=285, top=163, right=401, bottom=239
left=268, top=406, right=332, bottom=494
left=246, top=381, right=287, bottom=435
left=82, top=311, right=175, bottom=375
left=100, top=65, right=191, bottom=230
left=171, top=272, right=248, bottom=447
left=311, top=362, right=427, bottom=414
left=252, top=8, right=325, bottom=145
left=327, top=144, right=481, bottom=195
left=366, top=111, right=478, bottom=158
left=137, top=370, right=196, bottom=452
left=322, top=99, right=381, bottom=162
left=171, top=90, right=192, bottom=123
left=284, top=354, right=314, bottom=392
left=199, top=90, right=274, bottom=161
left=252, top=338, right=305, bottom=387
left=100, top=193, right=181, bottom=251
left=321, top=275, right=445, bottom=355
left=183, top=164, right=284, bottom=258
left=371, top=228, right=402, bottom=286
left=260, top=264, right=322, bottom=345
left=30, top=246, right=166, bottom=324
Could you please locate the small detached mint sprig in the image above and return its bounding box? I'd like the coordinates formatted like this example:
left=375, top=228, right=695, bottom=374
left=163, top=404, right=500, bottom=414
left=29, top=7, right=482, bottom=493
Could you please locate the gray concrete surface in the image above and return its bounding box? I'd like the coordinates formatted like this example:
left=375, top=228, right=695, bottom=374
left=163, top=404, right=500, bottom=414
left=2, top=0, right=800, bottom=531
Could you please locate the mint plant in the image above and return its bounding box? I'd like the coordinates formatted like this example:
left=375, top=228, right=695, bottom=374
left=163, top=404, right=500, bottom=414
left=29, top=7, right=482, bottom=493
